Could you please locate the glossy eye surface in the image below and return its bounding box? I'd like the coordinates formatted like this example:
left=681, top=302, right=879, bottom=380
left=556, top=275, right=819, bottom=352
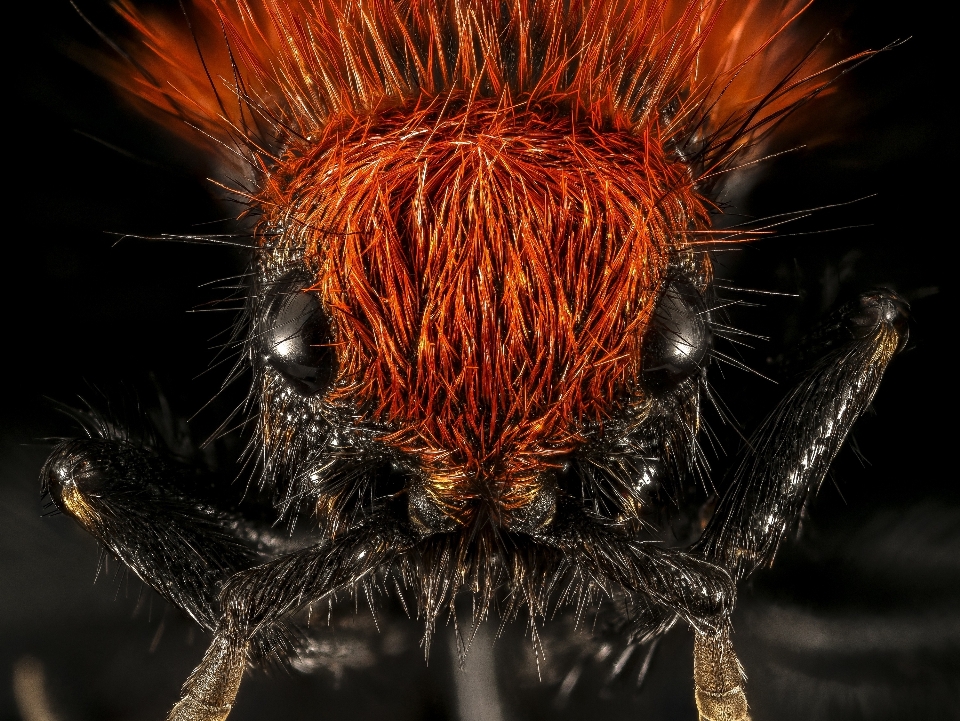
left=642, top=282, right=711, bottom=385
left=261, top=275, right=336, bottom=394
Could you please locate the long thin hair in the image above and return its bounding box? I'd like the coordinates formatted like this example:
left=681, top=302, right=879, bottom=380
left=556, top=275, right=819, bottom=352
left=94, top=0, right=875, bottom=519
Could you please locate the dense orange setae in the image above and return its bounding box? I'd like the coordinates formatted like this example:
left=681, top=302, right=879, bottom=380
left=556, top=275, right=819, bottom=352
left=276, top=98, right=699, bottom=519
left=100, top=0, right=864, bottom=524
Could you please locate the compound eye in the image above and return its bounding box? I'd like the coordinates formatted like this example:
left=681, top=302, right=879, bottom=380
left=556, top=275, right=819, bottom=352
left=261, top=274, right=336, bottom=395
left=642, top=282, right=711, bottom=384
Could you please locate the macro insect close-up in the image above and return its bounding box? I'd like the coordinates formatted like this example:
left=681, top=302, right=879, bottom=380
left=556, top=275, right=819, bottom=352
left=3, top=1, right=957, bottom=720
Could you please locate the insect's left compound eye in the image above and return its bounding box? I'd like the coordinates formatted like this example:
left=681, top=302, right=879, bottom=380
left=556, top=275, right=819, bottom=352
left=642, top=281, right=711, bottom=385
left=260, top=274, right=337, bottom=395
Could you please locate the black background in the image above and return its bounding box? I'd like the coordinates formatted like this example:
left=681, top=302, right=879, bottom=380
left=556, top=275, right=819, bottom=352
left=2, top=2, right=956, bottom=720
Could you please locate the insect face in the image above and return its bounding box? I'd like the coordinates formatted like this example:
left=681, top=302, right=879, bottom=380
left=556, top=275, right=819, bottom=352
left=252, top=97, right=710, bottom=536
left=36, top=3, right=911, bottom=720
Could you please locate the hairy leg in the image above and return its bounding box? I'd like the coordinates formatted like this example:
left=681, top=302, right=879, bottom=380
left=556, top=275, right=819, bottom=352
left=167, top=514, right=417, bottom=721
left=541, top=500, right=735, bottom=630
left=539, top=500, right=749, bottom=720
left=683, top=290, right=907, bottom=719
left=694, top=290, right=909, bottom=580
left=42, top=438, right=260, bottom=630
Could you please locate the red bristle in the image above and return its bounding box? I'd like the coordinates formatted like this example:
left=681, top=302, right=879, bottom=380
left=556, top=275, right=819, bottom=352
left=99, top=0, right=870, bottom=522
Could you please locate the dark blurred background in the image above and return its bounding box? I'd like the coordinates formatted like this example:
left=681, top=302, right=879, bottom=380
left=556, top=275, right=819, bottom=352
left=2, top=1, right=956, bottom=720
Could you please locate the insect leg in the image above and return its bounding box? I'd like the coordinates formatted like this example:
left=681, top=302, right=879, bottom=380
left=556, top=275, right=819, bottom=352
left=541, top=501, right=749, bottom=720
left=679, top=290, right=907, bottom=720
left=692, top=627, right=750, bottom=721
left=543, top=500, right=734, bottom=629
left=166, top=514, right=417, bottom=721
left=693, top=289, right=909, bottom=580
left=41, top=438, right=258, bottom=631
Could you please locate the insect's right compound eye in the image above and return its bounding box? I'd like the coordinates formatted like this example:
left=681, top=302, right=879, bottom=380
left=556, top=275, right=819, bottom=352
left=260, top=274, right=337, bottom=395
left=642, top=281, right=711, bottom=387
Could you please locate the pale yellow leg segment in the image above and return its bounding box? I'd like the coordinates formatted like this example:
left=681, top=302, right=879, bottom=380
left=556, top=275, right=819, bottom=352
left=694, top=628, right=751, bottom=721
left=167, top=634, right=249, bottom=721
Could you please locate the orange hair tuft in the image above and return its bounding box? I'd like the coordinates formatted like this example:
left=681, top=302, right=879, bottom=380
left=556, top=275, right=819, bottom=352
left=96, top=0, right=873, bottom=521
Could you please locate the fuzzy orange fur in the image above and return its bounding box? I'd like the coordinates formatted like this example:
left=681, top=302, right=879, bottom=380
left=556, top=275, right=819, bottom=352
left=99, top=0, right=870, bottom=522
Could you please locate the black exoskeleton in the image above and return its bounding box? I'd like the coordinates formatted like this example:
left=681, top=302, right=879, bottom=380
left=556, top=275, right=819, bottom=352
left=42, top=283, right=907, bottom=721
